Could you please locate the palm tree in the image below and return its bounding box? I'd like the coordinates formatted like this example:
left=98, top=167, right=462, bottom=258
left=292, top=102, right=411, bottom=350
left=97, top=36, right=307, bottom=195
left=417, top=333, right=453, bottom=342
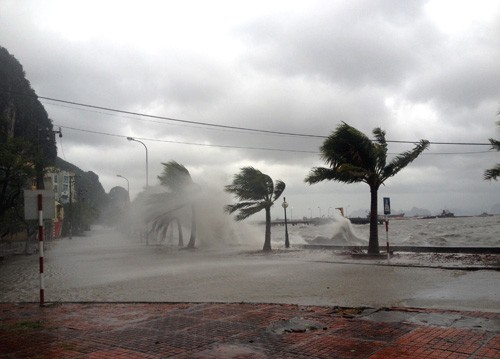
left=156, top=161, right=198, bottom=248
left=305, top=123, right=429, bottom=254
left=484, top=120, right=500, bottom=181
left=145, top=192, right=185, bottom=246
left=225, top=167, right=285, bottom=251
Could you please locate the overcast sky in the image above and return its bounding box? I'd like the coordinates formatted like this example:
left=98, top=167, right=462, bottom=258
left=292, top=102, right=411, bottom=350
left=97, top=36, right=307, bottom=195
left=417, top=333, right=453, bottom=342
left=1, top=0, right=499, bottom=217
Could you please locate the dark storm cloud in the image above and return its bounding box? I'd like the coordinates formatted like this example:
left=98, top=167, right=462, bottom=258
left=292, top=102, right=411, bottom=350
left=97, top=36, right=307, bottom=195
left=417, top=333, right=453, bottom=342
left=238, top=0, right=440, bottom=88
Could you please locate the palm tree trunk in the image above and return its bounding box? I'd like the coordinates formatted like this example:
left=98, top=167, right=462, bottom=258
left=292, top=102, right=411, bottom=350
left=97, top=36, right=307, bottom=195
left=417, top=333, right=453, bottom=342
left=368, top=186, right=379, bottom=254
left=186, top=204, right=196, bottom=248
left=263, top=207, right=272, bottom=251
left=175, top=218, right=184, bottom=247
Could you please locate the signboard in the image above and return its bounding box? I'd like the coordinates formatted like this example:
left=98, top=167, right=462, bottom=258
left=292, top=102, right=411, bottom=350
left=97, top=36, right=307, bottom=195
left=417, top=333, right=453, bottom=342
left=24, top=190, right=55, bottom=220
left=383, top=197, right=391, bottom=215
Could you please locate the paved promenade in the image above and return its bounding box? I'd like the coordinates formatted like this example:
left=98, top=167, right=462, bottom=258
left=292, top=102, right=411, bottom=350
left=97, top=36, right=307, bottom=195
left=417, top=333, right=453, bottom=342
left=0, top=302, right=498, bottom=358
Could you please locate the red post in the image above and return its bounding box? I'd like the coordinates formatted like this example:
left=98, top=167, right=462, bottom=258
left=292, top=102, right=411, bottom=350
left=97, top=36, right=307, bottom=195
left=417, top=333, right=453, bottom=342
left=385, top=217, right=390, bottom=260
left=38, top=194, right=44, bottom=306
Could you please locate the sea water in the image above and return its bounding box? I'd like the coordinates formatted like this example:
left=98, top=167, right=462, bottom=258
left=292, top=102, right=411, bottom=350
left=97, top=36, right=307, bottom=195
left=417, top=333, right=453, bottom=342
left=271, top=215, right=500, bottom=247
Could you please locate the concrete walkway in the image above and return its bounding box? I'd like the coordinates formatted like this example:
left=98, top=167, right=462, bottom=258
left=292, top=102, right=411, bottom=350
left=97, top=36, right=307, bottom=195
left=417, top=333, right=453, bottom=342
left=0, top=302, right=498, bottom=358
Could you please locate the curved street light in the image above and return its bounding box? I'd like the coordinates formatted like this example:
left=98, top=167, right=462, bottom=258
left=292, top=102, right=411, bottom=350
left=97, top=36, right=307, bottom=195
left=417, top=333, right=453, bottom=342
left=282, top=197, right=290, bottom=248
left=116, top=174, right=130, bottom=201
left=127, top=137, right=149, bottom=188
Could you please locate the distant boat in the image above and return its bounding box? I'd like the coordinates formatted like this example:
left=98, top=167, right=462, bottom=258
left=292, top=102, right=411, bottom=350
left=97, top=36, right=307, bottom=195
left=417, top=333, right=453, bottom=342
left=477, top=212, right=493, bottom=217
left=348, top=217, right=370, bottom=225
left=437, top=210, right=454, bottom=218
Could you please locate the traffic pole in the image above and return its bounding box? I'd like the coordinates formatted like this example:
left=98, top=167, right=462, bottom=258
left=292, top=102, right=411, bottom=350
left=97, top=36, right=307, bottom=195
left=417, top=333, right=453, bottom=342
left=38, top=193, right=44, bottom=306
left=385, top=216, right=390, bottom=261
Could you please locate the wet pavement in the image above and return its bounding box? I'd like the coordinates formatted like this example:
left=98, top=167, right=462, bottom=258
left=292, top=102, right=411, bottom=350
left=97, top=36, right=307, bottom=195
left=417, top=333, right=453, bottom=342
left=1, top=227, right=498, bottom=311
left=0, top=302, right=498, bottom=358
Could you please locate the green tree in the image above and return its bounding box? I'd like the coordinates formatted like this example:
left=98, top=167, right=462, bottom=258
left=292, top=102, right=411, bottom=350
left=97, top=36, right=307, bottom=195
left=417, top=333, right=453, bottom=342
left=225, top=167, right=285, bottom=251
left=305, top=123, right=429, bottom=254
left=156, top=161, right=198, bottom=248
left=484, top=120, right=500, bottom=181
left=0, top=138, right=36, bottom=237
left=1, top=46, right=56, bottom=189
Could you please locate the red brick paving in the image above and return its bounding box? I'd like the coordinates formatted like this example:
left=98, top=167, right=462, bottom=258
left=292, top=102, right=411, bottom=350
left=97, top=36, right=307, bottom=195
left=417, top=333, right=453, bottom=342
left=0, top=303, right=498, bottom=358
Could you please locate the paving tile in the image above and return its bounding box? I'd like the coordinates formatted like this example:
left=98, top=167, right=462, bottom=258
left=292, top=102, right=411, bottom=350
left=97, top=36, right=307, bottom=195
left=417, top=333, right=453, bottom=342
left=0, top=303, right=498, bottom=358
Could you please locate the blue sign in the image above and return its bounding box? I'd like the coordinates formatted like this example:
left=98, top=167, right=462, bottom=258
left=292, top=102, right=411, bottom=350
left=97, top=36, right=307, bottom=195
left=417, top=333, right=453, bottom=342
left=383, top=197, right=391, bottom=215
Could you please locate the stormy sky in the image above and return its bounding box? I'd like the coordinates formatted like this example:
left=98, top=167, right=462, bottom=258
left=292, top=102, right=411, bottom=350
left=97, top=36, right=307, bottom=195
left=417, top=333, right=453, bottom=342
left=1, top=0, right=499, bottom=217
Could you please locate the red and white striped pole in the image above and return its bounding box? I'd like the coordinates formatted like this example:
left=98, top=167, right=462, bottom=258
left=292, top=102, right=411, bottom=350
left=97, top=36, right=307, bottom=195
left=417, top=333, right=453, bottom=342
left=38, top=193, right=44, bottom=306
left=385, top=216, right=390, bottom=261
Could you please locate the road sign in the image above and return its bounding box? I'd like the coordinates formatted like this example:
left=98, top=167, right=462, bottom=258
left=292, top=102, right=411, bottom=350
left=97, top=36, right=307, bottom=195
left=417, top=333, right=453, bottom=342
left=24, top=190, right=55, bottom=220
left=383, top=197, right=391, bottom=215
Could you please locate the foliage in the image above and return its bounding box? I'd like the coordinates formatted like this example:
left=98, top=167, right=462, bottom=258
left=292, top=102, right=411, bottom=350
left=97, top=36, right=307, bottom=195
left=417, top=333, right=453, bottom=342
left=1, top=46, right=56, bottom=186
left=225, top=167, right=285, bottom=251
left=158, top=161, right=194, bottom=192
left=0, top=46, right=57, bottom=238
left=484, top=120, right=500, bottom=181
left=0, top=138, right=36, bottom=237
left=149, top=161, right=198, bottom=248
left=305, top=122, right=429, bottom=253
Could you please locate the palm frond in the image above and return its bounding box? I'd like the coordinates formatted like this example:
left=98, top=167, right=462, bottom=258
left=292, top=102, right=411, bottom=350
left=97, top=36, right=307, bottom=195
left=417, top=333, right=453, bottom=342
left=484, top=164, right=500, bottom=181
left=372, top=128, right=388, bottom=171
left=272, top=180, right=285, bottom=202
left=320, top=122, right=377, bottom=171
left=224, top=201, right=268, bottom=220
left=382, top=139, right=429, bottom=181
left=225, top=167, right=273, bottom=201
left=158, top=161, right=193, bottom=192
left=489, top=138, right=500, bottom=151
left=305, top=167, right=337, bottom=184
left=224, top=201, right=261, bottom=214
left=305, top=166, right=364, bottom=184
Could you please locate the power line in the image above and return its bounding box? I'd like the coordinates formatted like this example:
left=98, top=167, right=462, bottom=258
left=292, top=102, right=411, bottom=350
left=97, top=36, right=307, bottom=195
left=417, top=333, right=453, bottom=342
left=55, top=124, right=493, bottom=156
left=38, top=94, right=325, bottom=138
left=2, top=89, right=492, bottom=146
left=55, top=124, right=319, bottom=154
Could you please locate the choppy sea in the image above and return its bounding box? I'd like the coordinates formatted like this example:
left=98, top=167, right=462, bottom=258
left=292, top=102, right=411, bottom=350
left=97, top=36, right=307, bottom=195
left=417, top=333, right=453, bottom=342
left=273, top=215, right=500, bottom=247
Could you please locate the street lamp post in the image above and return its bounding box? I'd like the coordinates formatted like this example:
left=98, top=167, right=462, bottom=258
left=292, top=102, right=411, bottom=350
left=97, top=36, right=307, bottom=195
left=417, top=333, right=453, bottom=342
left=116, top=174, right=130, bottom=201
left=127, top=137, right=148, bottom=188
left=308, top=207, right=312, bottom=219
left=318, top=206, right=322, bottom=218
left=282, top=197, right=290, bottom=249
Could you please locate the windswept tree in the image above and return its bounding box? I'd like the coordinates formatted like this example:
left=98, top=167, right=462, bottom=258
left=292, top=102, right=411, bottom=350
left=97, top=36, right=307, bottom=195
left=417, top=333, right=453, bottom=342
left=156, top=161, right=198, bottom=248
left=225, top=167, right=285, bottom=251
left=305, top=123, right=429, bottom=254
left=484, top=120, right=500, bottom=181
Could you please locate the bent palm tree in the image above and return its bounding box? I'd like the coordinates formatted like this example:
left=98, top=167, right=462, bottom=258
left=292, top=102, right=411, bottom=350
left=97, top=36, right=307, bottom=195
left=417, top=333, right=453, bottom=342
left=305, top=123, right=429, bottom=254
left=157, top=161, right=198, bottom=248
left=225, top=167, right=285, bottom=251
left=145, top=192, right=185, bottom=246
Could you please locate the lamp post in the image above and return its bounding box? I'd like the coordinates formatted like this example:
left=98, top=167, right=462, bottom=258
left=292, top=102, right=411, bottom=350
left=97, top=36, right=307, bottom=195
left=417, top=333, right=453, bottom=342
left=282, top=197, right=290, bottom=248
left=318, top=206, right=322, bottom=218
left=116, top=174, right=130, bottom=201
left=308, top=207, right=312, bottom=219
left=328, top=206, right=333, bottom=218
left=127, top=137, right=148, bottom=188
